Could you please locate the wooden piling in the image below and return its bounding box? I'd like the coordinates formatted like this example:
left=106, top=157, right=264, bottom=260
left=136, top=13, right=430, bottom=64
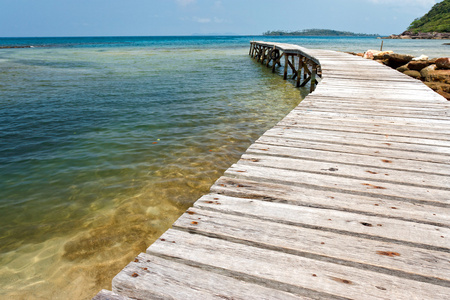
left=249, top=42, right=322, bottom=92
left=283, top=53, right=288, bottom=80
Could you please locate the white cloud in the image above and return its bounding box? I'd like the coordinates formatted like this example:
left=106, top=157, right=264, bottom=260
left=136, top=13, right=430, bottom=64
left=176, top=0, right=196, bottom=7
left=367, top=0, right=438, bottom=6
left=193, top=17, right=211, bottom=23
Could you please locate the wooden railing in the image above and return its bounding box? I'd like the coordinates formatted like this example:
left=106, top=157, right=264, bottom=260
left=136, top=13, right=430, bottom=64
left=249, top=41, right=322, bottom=92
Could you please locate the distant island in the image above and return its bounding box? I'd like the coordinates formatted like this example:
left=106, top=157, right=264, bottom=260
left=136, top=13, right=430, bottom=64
left=384, top=0, right=449, bottom=39
left=263, top=29, right=379, bottom=37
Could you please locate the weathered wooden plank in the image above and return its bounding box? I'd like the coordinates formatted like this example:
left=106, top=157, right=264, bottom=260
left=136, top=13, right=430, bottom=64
left=321, top=69, right=406, bottom=74
left=211, top=177, right=450, bottom=226
left=148, top=230, right=450, bottom=300
left=269, top=125, right=450, bottom=149
left=317, top=80, right=446, bottom=93
left=195, top=194, right=449, bottom=249
left=92, top=290, right=131, bottom=300
left=292, top=100, right=450, bottom=116
left=280, top=111, right=450, bottom=134
left=284, top=109, right=450, bottom=126
left=175, top=207, right=450, bottom=283
left=310, top=91, right=446, bottom=103
left=297, top=97, right=449, bottom=112
left=249, top=138, right=450, bottom=176
left=282, top=109, right=450, bottom=128
left=318, top=68, right=411, bottom=74
left=303, top=97, right=449, bottom=112
left=238, top=153, right=450, bottom=191
left=295, top=103, right=450, bottom=119
left=225, top=163, right=450, bottom=206
left=300, top=101, right=450, bottom=114
left=113, top=253, right=308, bottom=300
left=258, top=131, right=450, bottom=165
left=323, top=75, right=435, bottom=85
left=278, top=119, right=450, bottom=142
left=299, top=100, right=450, bottom=115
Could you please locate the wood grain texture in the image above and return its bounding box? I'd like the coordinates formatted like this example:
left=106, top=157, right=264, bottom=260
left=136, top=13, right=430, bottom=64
left=92, top=290, right=131, bottom=300
left=96, top=42, right=450, bottom=300
left=211, top=177, right=450, bottom=226
left=194, top=194, right=449, bottom=249
left=174, top=207, right=450, bottom=283
left=148, top=229, right=450, bottom=300
left=113, top=253, right=311, bottom=300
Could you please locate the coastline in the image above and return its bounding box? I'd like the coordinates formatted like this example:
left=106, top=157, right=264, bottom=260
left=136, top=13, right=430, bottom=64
left=382, top=31, right=450, bottom=40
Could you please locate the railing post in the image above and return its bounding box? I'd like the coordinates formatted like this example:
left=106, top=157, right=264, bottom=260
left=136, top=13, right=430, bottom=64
left=310, top=64, right=317, bottom=92
left=261, top=46, right=266, bottom=64
left=296, top=55, right=302, bottom=87
left=256, top=45, right=261, bottom=62
left=284, top=54, right=288, bottom=80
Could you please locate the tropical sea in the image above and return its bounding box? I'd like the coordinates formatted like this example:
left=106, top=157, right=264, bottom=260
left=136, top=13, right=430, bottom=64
left=0, top=36, right=448, bottom=299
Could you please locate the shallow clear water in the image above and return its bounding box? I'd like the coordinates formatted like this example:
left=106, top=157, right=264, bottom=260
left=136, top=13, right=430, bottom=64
left=0, top=36, right=447, bottom=299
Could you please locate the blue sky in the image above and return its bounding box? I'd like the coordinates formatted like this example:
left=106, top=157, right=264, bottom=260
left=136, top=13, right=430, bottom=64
left=0, top=0, right=440, bottom=37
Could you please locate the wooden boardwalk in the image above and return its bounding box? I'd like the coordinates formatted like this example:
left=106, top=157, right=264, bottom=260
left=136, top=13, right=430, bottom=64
left=94, top=42, right=450, bottom=299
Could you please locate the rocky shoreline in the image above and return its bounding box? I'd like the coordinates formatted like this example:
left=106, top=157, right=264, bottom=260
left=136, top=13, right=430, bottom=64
left=383, top=31, right=450, bottom=39
left=347, top=50, right=450, bottom=100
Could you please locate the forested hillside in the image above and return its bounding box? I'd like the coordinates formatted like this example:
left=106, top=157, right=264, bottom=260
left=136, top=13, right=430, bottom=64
left=408, top=0, right=450, bottom=33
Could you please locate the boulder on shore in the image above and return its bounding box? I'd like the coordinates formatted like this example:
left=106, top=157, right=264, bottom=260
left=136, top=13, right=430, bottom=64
left=412, top=55, right=428, bottom=61
left=425, top=82, right=450, bottom=94
left=420, top=64, right=438, bottom=78
left=363, top=50, right=393, bottom=59
left=424, top=69, right=450, bottom=84
left=407, top=60, right=432, bottom=71
left=436, top=90, right=450, bottom=100
left=436, top=58, right=450, bottom=70
left=403, top=70, right=421, bottom=79
left=396, top=65, right=409, bottom=73
left=387, top=54, right=415, bottom=68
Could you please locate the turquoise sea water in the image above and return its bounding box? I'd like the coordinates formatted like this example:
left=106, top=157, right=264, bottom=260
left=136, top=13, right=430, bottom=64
left=0, top=36, right=448, bottom=299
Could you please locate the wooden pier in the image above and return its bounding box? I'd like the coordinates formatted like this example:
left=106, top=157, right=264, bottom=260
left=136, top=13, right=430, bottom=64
left=94, top=42, right=450, bottom=299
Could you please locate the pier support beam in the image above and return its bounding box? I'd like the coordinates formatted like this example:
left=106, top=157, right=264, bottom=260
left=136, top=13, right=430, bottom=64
left=250, top=41, right=321, bottom=92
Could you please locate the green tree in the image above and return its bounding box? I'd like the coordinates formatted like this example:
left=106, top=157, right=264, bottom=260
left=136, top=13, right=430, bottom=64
left=407, top=0, right=450, bottom=33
